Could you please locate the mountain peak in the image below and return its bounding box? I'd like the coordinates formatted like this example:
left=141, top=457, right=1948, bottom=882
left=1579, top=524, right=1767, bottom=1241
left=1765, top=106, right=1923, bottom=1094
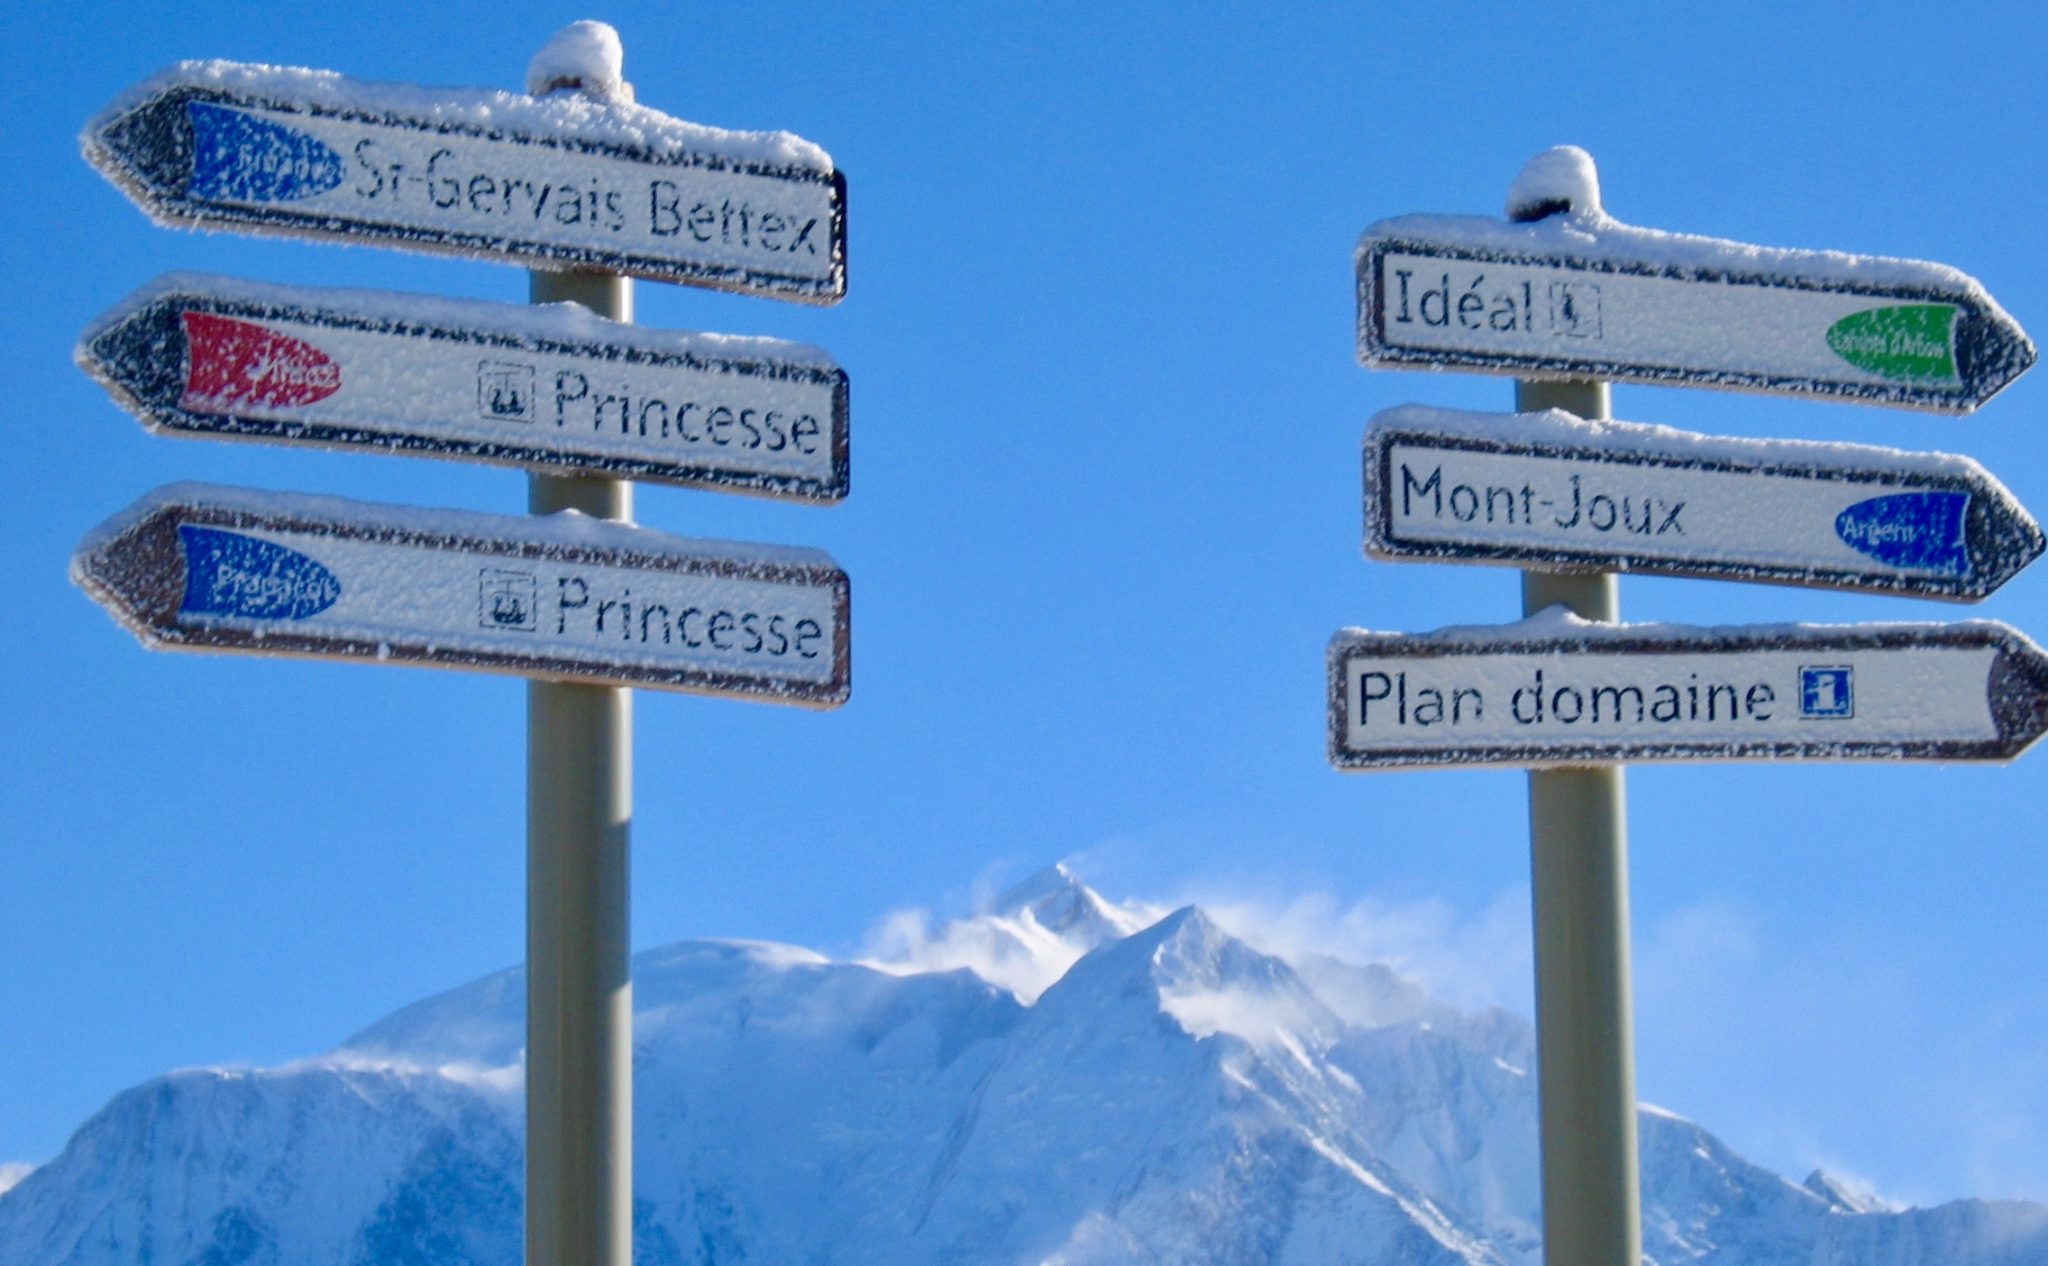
left=989, top=862, right=1082, bottom=910
left=987, top=863, right=1149, bottom=942
left=1804, top=1168, right=1895, bottom=1213
left=1033, top=904, right=1346, bottom=1059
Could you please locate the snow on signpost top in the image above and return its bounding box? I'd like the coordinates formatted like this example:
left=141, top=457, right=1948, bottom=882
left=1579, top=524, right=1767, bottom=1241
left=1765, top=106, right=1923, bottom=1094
left=527, top=20, right=630, bottom=103
left=1506, top=144, right=1602, bottom=222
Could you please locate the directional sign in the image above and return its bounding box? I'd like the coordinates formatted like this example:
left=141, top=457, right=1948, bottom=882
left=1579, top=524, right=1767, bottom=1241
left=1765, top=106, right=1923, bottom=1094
left=1365, top=405, right=2042, bottom=601
left=74, top=484, right=851, bottom=706
left=1355, top=213, right=2034, bottom=412
left=84, top=62, right=846, bottom=303
left=79, top=273, right=850, bottom=501
left=1328, top=612, right=2048, bottom=771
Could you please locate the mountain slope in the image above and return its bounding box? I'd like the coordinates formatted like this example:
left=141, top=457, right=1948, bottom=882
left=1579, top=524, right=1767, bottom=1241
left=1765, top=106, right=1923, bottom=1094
left=3, top=869, right=2043, bottom=1265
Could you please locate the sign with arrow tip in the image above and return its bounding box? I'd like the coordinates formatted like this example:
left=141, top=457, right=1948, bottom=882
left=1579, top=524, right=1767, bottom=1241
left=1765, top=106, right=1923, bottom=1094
left=79, top=273, right=850, bottom=501
left=1365, top=405, right=2042, bottom=600
left=84, top=61, right=847, bottom=303
left=74, top=484, right=851, bottom=706
left=1355, top=214, right=2034, bottom=413
left=1328, top=612, right=2048, bottom=771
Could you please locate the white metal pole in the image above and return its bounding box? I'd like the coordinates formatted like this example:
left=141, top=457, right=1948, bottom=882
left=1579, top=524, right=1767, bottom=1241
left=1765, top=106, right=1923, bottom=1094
left=1517, top=371, right=1642, bottom=1266
left=523, top=36, right=635, bottom=1266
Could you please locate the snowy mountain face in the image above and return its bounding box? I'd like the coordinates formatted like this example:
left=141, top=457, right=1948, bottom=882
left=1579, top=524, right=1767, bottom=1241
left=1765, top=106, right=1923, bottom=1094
left=5, top=866, right=2046, bottom=1265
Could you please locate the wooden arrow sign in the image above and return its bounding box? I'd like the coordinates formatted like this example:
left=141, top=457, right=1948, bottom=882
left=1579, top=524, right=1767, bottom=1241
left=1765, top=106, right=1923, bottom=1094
left=84, top=61, right=846, bottom=303
left=79, top=273, right=849, bottom=501
left=1365, top=405, right=2042, bottom=600
left=74, top=484, right=851, bottom=706
left=1328, top=612, right=2048, bottom=771
left=1355, top=212, right=2033, bottom=413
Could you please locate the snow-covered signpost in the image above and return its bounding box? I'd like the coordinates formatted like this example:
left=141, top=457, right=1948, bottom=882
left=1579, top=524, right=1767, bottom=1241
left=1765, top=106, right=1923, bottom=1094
left=73, top=483, right=852, bottom=702
left=73, top=23, right=851, bottom=1266
left=1355, top=183, right=2033, bottom=413
left=80, top=273, right=850, bottom=500
left=1330, top=612, right=2048, bottom=770
left=1365, top=405, right=2042, bottom=600
left=83, top=56, right=846, bottom=302
left=1338, top=147, right=2038, bottom=1266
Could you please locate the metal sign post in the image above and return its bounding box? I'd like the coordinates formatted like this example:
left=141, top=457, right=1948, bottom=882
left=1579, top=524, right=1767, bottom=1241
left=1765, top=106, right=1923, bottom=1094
left=1513, top=373, right=1641, bottom=1266
left=526, top=264, right=635, bottom=1266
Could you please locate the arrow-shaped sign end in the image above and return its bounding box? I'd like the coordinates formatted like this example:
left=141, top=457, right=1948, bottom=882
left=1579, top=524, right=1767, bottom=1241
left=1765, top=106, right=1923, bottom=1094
left=1969, top=499, right=2048, bottom=600
left=1953, top=304, right=2038, bottom=413
left=82, top=87, right=198, bottom=222
left=76, top=289, right=191, bottom=430
left=1989, top=627, right=2048, bottom=761
left=72, top=498, right=190, bottom=651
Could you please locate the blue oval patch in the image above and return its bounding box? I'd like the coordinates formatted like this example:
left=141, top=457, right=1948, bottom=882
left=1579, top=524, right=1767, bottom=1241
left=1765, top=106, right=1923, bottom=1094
left=178, top=525, right=341, bottom=620
left=1834, top=491, right=1971, bottom=577
left=185, top=102, right=344, bottom=204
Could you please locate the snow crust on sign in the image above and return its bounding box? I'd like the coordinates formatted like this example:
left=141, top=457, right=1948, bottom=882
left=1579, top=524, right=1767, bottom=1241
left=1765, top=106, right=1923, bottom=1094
left=72, top=481, right=838, bottom=574
left=1361, top=150, right=2005, bottom=308
left=10, top=867, right=2048, bottom=1266
left=1339, top=605, right=2029, bottom=650
left=1504, top=145, right=1600, bottom=220
left=84, top=271, right=840, bottom=370
left=526, top=21, right=629, bottom=101
left=86, top=57, right=832, bottom=173
left=1369, top=403, right=1997, bottom=483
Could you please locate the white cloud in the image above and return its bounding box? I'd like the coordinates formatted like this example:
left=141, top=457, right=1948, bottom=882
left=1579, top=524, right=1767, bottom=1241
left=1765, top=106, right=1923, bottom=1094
left=0, top=1162, right=32, bottom=1196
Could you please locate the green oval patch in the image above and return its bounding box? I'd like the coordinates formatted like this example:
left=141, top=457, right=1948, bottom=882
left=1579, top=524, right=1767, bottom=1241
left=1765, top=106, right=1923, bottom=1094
left=1827, top=304, right=1960, bottom=383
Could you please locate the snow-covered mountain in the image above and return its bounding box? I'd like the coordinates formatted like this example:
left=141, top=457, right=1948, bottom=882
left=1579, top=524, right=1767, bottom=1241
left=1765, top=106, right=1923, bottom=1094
left=4, top=866, right=2045, bottom=1265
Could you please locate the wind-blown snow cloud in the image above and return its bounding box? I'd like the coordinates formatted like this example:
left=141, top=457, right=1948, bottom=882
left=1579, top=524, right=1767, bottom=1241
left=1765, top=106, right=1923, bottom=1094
left=855, top=861, right=1164, bottom=1003
left=0, top=1164, right=31, bottom=1196
left=858, top=904, right=1083, bottom=1002
left=860, top=864, right=1532, bottom=1017
left=1186, top=886, right=1534, bottom=1015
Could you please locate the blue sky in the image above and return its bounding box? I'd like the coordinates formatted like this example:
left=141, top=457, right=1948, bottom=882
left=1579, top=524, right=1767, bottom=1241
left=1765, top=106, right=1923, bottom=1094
left=3, top=0, right=2045, bottom=1209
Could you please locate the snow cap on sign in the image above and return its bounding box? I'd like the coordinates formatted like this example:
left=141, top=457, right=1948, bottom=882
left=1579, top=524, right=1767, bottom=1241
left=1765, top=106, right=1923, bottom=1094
left=1506, top=145, right=1601, bottom=222
left=1339, top=604, right=2031, bottom=651
left=70, top=481, right=842, bottom=577
left=1365, top=403, right=1994, bottom=483
left=85, top=61, right=833, bottom=174
left=527, top=20, right=631, bottom=103
left=81, top=271, right=842, bottom=371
